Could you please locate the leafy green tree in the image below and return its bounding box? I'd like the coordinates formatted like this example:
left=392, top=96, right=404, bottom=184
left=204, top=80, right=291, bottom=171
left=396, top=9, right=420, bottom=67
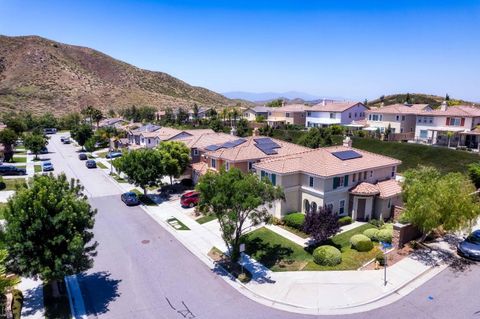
left=3, top=174, right=97, bottom=297
left=91, top=108, right=103, bottom=129
left=38, top=112, right=58, bottom=129
left=58, top=112, right=81, bottom=130
left=157, top=141, right=190, bottom=185
left=81, top=105, right=95, bottom=127
left=113, top=149, right=164, bottom=195
left=0, top=249, right=19, bottom=295
left=0, top=128, right=18, bottom=162
left=231, top=108, right=240, bottom=127
left=23, top=132, right=48, bottom=159
left=3, top=113, right=27, bottom=134
left=209, top=118, right=223, bottom=132
left=71, top=124, right=93, bottom=150
left=161, top=107, right=176, bottom=125
left=255, top=115, right=266, bottom=123
left=176, top=108, right=189, bottom=125
left=403, top=166, right=480, bottom=240
left=192, top=103, right=200, bottom=124
left=468, top=162, right=480, bottom=189
left=445, top=93, right=450, bottom=101
left=266, top=99, right=283, bottom=108
left=196, top=168, right=283, bottom=261
left=236, top=118, right=250, bottom=137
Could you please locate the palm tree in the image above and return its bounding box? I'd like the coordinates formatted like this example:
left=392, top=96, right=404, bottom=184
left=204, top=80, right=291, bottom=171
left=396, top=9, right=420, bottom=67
left=221, top=108, right=229, bottom=125
left=92, top=109, right=104, bottom=129
left=192, top=103, right=200, bottom=125
left=231, top=108, right=240, bottom=127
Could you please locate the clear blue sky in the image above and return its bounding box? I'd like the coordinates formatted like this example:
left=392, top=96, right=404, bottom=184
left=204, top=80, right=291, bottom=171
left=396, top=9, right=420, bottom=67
left=1, top=0, right=479, bottom=101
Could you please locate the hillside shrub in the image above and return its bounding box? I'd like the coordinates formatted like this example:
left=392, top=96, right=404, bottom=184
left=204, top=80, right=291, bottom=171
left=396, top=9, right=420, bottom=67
left=350, top=234, right=373, bottom=252
left=338, top=216, right=352, bottom=226
left=283, top=213, right=305, bottom=230
left=377, top=229, right=393, bottom=243
left=363, top=228, right=379, bottom=241
left=313, top=245, right=342, bottom=266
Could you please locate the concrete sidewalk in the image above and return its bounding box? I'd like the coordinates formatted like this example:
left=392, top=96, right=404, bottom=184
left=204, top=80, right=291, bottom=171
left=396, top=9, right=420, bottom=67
left=17, top=277, right=45, bottom=319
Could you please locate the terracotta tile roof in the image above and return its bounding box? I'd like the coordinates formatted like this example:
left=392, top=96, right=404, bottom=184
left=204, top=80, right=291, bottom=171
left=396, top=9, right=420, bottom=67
left=192, top=162, right=209, bottom=175
left=310, top=101, right=366, bottom=112
left=176, top=132, right=238, bottom=150
left=273, top=104, right=311, bottom=112
left=419, top=105, right=480, bottom=117
left=367, top=104, right=430, bottom=115
left=247, top=106, right=273, bottom=113
left=205, top=136, right=310, bottom=162
left=350, top=182, right=380, bottom=196
left=377, top=179, right=402, bottom=198
left=254, top=146, right=401, bottom=177
left=142, top=127, right=182, bottom=139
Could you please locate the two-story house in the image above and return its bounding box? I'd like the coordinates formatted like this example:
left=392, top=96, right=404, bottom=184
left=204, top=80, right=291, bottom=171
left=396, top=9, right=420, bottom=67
left=127, top=124, right=161, bottom=146
left=266, top=104, right=308, bottom=127
left=140, top=128, right=215, bottom=149
left=305, top=101, right=368, bottom=128
left=174, top=132, right=239, bottom=164
left=414, top=103, right=480, bottom=148
left=365, top=104, right=431, bottom=136
left=243, top=106, right=272, bottom=122
left=188, top=107, right=213, bottom=121
left=253, top=139, right=402, bottom=221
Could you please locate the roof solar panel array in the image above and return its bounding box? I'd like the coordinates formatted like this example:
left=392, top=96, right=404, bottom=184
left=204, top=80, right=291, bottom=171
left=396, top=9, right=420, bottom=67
left=254, top=138, right=281, bottom=155
left=331, top=150, right=363, bottom=160
left=204, top=138, right=247, bottom=152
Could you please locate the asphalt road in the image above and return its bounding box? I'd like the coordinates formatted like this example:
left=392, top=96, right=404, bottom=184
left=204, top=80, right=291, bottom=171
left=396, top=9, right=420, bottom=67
left=44, top=134, right=480, bottom=319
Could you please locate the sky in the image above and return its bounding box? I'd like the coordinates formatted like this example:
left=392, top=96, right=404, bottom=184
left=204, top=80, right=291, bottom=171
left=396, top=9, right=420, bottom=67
left=1, top=0, right=479, bottom=101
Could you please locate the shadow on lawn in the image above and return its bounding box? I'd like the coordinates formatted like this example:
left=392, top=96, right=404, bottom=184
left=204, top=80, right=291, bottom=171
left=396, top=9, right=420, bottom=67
left=244, top=237, right=294, bottom=269
left=304, top=239, right=342, bottom=254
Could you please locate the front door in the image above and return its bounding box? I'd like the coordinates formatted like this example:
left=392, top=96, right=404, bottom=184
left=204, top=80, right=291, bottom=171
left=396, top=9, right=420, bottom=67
left=356, top=198, right=366, bottom=221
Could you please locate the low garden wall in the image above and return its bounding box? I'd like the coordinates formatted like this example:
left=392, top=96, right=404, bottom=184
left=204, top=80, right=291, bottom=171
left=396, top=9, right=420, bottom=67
left=393, top=222, right=422, bottom=248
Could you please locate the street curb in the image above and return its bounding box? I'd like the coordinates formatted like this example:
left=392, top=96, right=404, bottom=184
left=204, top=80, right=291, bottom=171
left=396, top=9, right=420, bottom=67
left=65, top=275, right=87, bottom=319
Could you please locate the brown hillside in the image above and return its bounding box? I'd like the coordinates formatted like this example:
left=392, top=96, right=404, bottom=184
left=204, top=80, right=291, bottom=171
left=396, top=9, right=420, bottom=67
left=0, top=35, right=245, bottom=115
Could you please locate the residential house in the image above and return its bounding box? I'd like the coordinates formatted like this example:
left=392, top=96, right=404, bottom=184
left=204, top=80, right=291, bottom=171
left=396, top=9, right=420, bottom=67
left=140, top=128, right=215, bottom=149
left=191, top=134, right=310, bottom=183
left=243, top=106, right=272, bottom=122
left=266, top=104, right=308, bottom=127
left=365, top=103, right=432, bottom=136
left=188, top=107, right=212, bottom=121
left=127, top=124, right=161, bottom=146
left=175, top=132, right=240, bottom=164
left=98, top=118, right=125, bottom=129
left=414, top=103, right=480, bottom=148
left=253, top=139, right=402, bottom=220
left=305, top=101, right=368, bottom=128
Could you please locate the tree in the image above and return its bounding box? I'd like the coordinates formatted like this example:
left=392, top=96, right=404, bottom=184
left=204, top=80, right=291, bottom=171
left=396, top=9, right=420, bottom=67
left=209, top=118, right=223, bottom=132
left=58, top=112, right=81, bottom=130
left=162, top=107, right=176, bottom=125
left=405, top=93, right=411, bottom=104
left=236, top=118, right=250, bottom=137
left=23, top=132, right=48, bottom=160
left=221, top=108, right=229, bottom=124
left=113, top=149, right=164, bottom=195
left=0, top=249, right=19, bottom=295
left=92, top=108, right=104, bottom=129
left=81, top=105, right=95, bottom=127
left=71, top=124, right=93, bottom=150
left=37, top=112, right=58, bottom=129
left=192, top=104, right=200, bottom=125
left=467, top=162, right=480, bottom=189
left=3, top=174, right=97, bottom=297
left=255, top=115, right=266, bottom=123
left=445, top=93, right=450, bottom=101
left=403, top=166, right=480, bottom=240
left=176, top=108, right=189, bottom=125
left=3, top=115, right=27, bottom=134
left=231, top=108, right=240, bottom=127
left=0, top=128, right=18, bottom=162
left=266, top=99, right=283, bottom=108
left=303, top=206, right=340, bottom=244
left=157, top=141, right=190, bottom=185
left=196, top=168, right=283, bottom=261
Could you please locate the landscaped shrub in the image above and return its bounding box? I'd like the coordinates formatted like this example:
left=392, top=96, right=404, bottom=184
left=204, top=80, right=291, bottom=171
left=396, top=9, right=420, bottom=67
left=376, top=229, right=393, bottom=243
left=338, top=216, right=352, bottom=226
left=350, top=234, right=373, bottom=252
left=381, top=223, right=394, bottom=230
left=375, top=251, right=386, bottom=266
left=313, top=245, right=342, bottom=266
left=397, top=213, right=410, bottom=224
left=368, top=219, right=384, bottom=228
left=283, top=213, right=305, bottom=230
left=0, top=177, right=5, bottom=190
left=363, top=228, right=379, bottom=241
left=11, top=289, right=23, bottom=319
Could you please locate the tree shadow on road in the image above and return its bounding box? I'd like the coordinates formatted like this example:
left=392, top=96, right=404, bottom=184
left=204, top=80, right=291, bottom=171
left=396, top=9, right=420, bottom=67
left=410, top=245, right=476, bottom=273
left=22, top=284, right=44, bottom=317
left=77, top=271, right=121, bottom=316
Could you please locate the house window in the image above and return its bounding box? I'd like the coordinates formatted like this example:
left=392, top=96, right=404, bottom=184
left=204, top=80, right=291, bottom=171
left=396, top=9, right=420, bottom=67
left=226, top=162, right=230, bottom=171
left=370, top=170, right=373, bottom=178
left=268, top=112, right=272, bottom=116
left=311, top=202, right=317, bottom=213
left=307, top=112, right=311, bottom=117
left=370, top=114, right=382, bottom=121
left=309, top=176, right=314, bottom=187
left=429, top=117, right=433, bottom=124
left=211, top=159, right=216, bottom=169
left=193, top=149, right=199, bottom=156
left=354, top=112, right=357, bottom=117
left=304, top=199, right=310, bottom=213
left=325, top=203, right=334, bottom=213
left=402, top=115, right=406, bottom=121
left=387, top=198, right=392, bottom=209
left=352, top=173, right=356, bottom=182
left=363, top=171, right=367, bottom=180
left=286, top=112, right=290, bottom=118
left=391, top=166, right=396, bottom=178
left=417, top=117, right=422, bottom=123
left=330, top=113, right=335, bottom=119
left=368, top=114, right=372, bottom=120
left=271, top=174, right=277, bottom=186
left=420, top=130, right=428, bottom=139
left=448, top=117, right=462, bottom=126
left=396, top=115, right=400, bottom=121
left=339, top=200, right=345, bottom=215
left=349, top=113, right=352, bottom=119
left=248, top=161, right=254, bottom=171
left=148, top=138, right=151, bottom=144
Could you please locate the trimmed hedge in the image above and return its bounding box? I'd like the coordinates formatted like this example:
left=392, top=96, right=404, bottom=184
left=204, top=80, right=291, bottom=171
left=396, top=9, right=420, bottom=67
left=381, top=223, right=394, bottom=230
left=350, top=234, right=373, bottom=252
left=283, top=213, right=305, bottom=230
left=368, top=219, right=384, bottom=228
left=313, top=245, right=342, bottom=266
left=12, top=289, right=23, bottom=319
left=363, top=228, right=379, bottom=241
left=377, top=229, right=393, bottom=243
left=375, top=251, right=386, bottom=266
left=338, top=216, right=352, bottom=226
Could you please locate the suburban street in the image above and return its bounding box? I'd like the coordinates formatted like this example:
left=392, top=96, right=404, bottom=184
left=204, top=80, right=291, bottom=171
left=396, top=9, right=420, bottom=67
left=45, top=134, right=480, bottom=319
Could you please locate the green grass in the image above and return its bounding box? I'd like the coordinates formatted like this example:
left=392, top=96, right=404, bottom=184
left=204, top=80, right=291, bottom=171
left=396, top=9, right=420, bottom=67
left=11, top=156, right=26, bottom=163
left=167, top=217, right=190, bottom=230
left=43, top=280, right=71, bottom=319
left=14, top=150, right=27, bottom=155
left=97, top=162, right=108, bottom=169
left=242, top=224, right=378, bottom=272
left=129, top=189, right=157, bottom=206
left=277, top=224, right=310, bottom=239
left=34, top=165, right=42, bottom=173
left=352, top=137, right=480, bottom=173
left=3, top=178, right=27, bottom=191
left=87, top=154, right=95, bottom=159
left=110, top=173, right=125, bottom=182
left=196, top=214, right=217, bottom=224
left=96, top=151, right=108, bottom=158
left=0, top=203, right=6, bottom=219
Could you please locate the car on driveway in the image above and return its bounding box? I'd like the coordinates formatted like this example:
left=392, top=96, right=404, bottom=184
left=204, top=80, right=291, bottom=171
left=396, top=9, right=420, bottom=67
left=85, top=160, right=97, bottom=168
left=78, top=153, right=88, bottom=160
left=457, top=230, right=480, bottom=261
left=40, top=147, right=48, bottom=154
left=42, top=162, right=54, bottom=172
left=180, top=191, right=200, bottom=208
left=0, top=165, right=27, bottom=176
left=121, top=192, right=140, bottom=206
left=106, top=151, right=122, bottom=159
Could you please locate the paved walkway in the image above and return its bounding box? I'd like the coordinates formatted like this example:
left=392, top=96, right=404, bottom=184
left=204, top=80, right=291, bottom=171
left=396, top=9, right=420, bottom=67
left=17, top=277, right=45, bottom=319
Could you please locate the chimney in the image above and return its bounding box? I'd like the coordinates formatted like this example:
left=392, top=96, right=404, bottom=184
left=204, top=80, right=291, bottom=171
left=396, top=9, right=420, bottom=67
left=253, top=127, right=260, bottom=136
left=343, top=136, right=352, bottom=148
left=322, top=98, right=326, bottom=106
left=230, top=126, right=237, bottom=136
left=440, top=101, right=448, bottom=111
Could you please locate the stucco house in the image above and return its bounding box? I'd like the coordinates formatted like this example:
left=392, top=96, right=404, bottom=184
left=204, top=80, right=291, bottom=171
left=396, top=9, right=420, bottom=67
left=127, top=123, right=161, bottom=146
left=140, top=128, right=215, bottom=149
left=253, top=138, right=402, bottom=220
left=243, top=106, right=272, bottom=122
left=266, top=104, right=308, bottom=127
left=306, top=101, right=368, bottom=128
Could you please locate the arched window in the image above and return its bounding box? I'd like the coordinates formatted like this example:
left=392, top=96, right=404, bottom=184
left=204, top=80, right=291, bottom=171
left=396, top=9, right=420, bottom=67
left=311, top=202, right=317, bottom=213
left=304, top=199, right=310, bottom=213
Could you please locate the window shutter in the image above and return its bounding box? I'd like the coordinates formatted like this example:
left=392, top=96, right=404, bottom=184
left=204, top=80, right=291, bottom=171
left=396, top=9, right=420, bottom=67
left=446, top=117, right=450, bottom=125
left=271, top=174, right=276, bottom=186
left=333, top=177, right=340, bottom=189
left=461, top=118, right=465, bottom=126
left=344, top=175, right=349, bottom=187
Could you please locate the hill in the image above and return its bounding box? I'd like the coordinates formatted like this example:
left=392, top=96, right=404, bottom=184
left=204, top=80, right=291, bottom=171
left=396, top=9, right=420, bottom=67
left=368, top=93, right=475, bottom=108
left=0, top=35, right=247, bottom=115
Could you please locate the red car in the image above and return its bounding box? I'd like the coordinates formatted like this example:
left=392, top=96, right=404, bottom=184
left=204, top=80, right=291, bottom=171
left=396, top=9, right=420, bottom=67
left=180, top=191, right=200, bottom=208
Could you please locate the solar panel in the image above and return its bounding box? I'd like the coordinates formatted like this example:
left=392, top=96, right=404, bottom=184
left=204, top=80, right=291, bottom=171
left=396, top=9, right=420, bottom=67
left=222, top=138, right=247, bottom=149
left=205, top=144, right=222, bottom=151
left=255, top=143, right=279, bottom=155
left=254, top=137, right=277, bottom=145
left=331, top=150, right=363, bottom=160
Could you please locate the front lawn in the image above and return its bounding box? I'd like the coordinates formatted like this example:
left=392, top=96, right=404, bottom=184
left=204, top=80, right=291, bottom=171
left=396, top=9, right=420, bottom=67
left=3, top=178, right=27, bottom=191
left=242, top=224, right=378, bottom=272
left=196, top=214, right=217, bottom=224
left=14, top=150, right=27, bottom=155
left=167, top=217, right=190, bottom=230
left=11, top=157, right=27, bottom=163
left=110, top=173, right=125, bottom=182
left=0, top=203, right=6, bottom=219
left=34, top=165, right=42, bottom=173
left=97, top=162, right=108, bottom=169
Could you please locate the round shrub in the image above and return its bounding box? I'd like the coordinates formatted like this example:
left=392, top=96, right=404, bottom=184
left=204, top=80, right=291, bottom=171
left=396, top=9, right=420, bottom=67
left=313, top=245, right=342, bottom=266
left=350, top=234, right=374, bottom=252
left=338, top=216, right=352, bottom=226
left=363, top=228, right=379, bottom=241
left=375, top=251, right=386, bottom=266
left=381, top=223, right=394, bottom=230
left=283, top=213, right=305, bottom=230
left=376, top=229, right=393, bottom=243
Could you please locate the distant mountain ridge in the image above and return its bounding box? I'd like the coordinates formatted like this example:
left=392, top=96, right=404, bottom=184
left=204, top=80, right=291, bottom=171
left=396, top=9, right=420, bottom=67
left=0, top=35, right=248, bottom=115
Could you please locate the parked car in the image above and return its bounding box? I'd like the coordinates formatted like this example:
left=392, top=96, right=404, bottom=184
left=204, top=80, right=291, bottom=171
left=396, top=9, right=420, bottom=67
left=42, top=162, right=54, bottom=172
left=43, top=128, right=57, bottom=134
left=457, top=230, right=480, bottom=261
left=106, top=151, right=122, bottom=159
left=40, top=147, right=48, bottom=154
left=61, top=136, right=71, bottom=144
left=0, top=165, right=27, bottom=176
left=180, top=191, right=200, bottom=208
left=85, top=160, right=97, bottom=169
left=78, top=153, right=88, bottom=160
left=121, top=192, right=140, bottom=206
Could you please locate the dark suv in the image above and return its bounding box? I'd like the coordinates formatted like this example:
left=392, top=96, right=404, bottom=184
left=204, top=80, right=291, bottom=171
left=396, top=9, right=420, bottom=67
left=0, top=165, right=27, bottom=176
